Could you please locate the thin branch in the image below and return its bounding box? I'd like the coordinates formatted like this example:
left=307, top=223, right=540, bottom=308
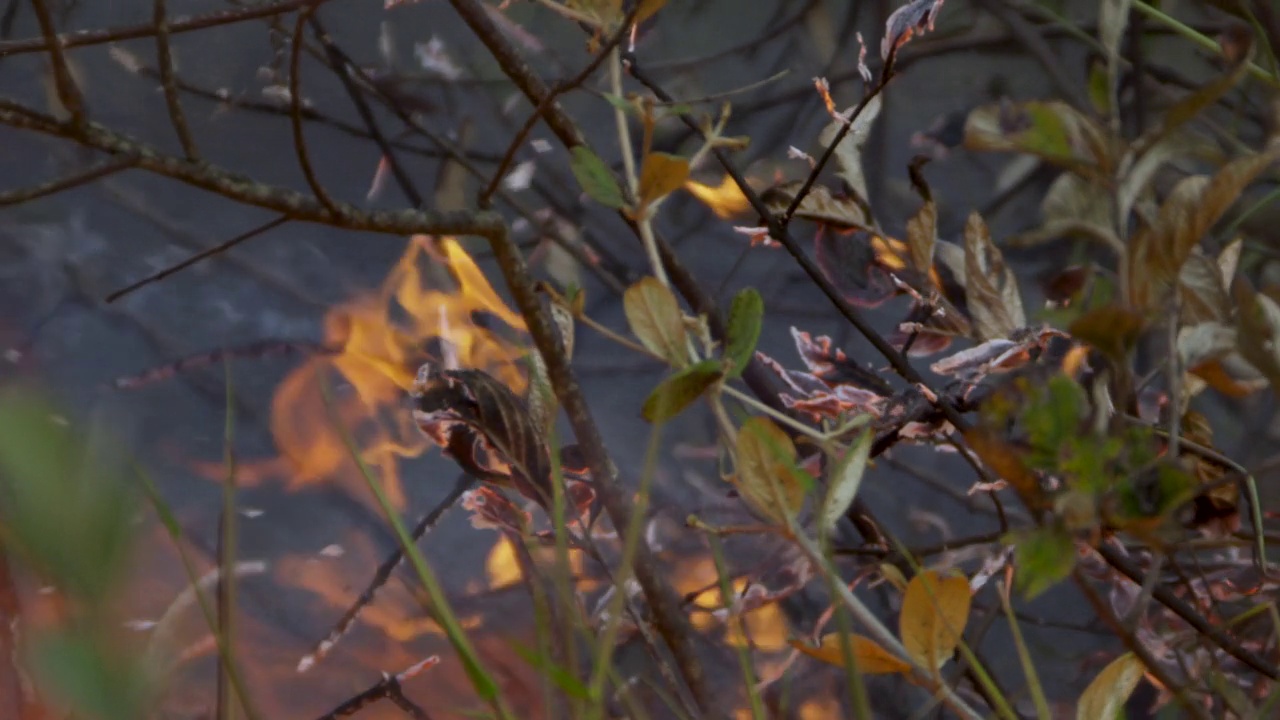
left=105, top=215, right=290, bottom=302
left=153, top=0, right=197, bottom=159
left=312, top=656, right=439, bottom=720
left=29, top=0, right=85, bottom=125
left=0, top=0, right=313, bottom=56
left=0, top=100, right=504, bottom=236
left=289, top=5, right=339, bottom=215
left=0, top=153, right=137, bottom=205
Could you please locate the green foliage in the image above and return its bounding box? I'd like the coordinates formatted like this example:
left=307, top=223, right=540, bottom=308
left=569, top=145, right=626, bottom=209
left=724, top=287, right=763, bottom=377
left=641, top=359, right=723, bottom=422
left=1010, top=523, right=1077, bottom=600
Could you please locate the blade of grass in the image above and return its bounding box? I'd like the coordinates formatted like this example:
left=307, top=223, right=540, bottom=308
left=706, top=536, right=765, bottom=720
left=217, top=358, right=238, bottom=720
left=133, top=464, right=261, bottom=720
left=997, top=581, right=1050, bottom=720
left=316, top=376, right=514, bottom=720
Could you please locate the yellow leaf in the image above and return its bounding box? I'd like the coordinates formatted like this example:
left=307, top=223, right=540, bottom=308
left=735, top=417, right=806, bottom=525
left=635, top=0, right=667, bottom=25
left=791, top=633, right=911, bottom=674
left=899, top=570, right=972, bottom=671
left=684, top=175, right=750, bottom=218
left=638, top=152, right=690, bottom=209
left=1076, top=652, right=1144, bottom=720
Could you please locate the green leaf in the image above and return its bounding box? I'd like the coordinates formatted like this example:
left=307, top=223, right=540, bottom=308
left=28, top=628, right=148, bottom=720
left=641, top=359, right=723, bottom=422
left=735, top=416, right=806, bottom=525
left=1076, top=653, right=1144, bottom=720
left=963, top=100, right=1107, bottom=175
left=821, top=428, right=872, bottom=534
left=569, top=145, right=626, bottom=209
left=509, top=641, right=591, bottom=700
left=724, top=287, right=763, bottom=377
left=638, top=151, right=690, bottom=209
left=1011, top=523, right=1077, bottom=599
left=624, top=276, right=689, bottom=366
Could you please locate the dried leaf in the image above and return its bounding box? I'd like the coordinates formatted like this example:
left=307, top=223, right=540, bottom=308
left=1068, top=305, right=1144, bottom=361
left=818, top=94, right=883, bottom=207
left=963, top=427, right=1044, bottom=509
left=1127, top=148, right=1278, bottom=309
left=641, top=359, right=723, bottom=422
left=624, top=277, right=688, bottom=367
left=821, top=429, right=872, bottom=533
left=1098, top=0, right=1132, bottom=123
left=638, top=151, right=690, bottom=210
left=1177, top=322, right=1236, bottom=369
left=1011, top=171, right=1119, bottom=250
left=905, top=199, right=937, bottom=276
left=413, top=366, right=551, bottom=504
left=963, top=212, right=1025, bottom=341
left=791, top=633, right=911, bottom=674
left=725, top=288, right=764, bottom=377
left=815, top=227, right=903, bottom=308
left=882, top=0, right=946, bottom=60
left=899, top=570, right=971, bottom=671
left=1234, top=281, right=1280, bottom=394
left=736, top=416, right=806, bottom=525
left=761, top=181, right=870, bottom=229
left=570, top=145, right=626, bottom=209
left=1075, top=653, right=1144, bottom=720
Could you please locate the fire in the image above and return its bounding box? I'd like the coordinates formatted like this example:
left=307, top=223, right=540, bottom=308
left=251, top=235, right=528, bottom=507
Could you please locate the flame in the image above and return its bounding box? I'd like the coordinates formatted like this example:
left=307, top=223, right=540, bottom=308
left=236, top=235, right=527, bottom=508
left=684, top=174, right=751, bottom=218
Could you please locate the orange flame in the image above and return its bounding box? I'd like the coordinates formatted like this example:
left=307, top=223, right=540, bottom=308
left=234, top=235, right=527, bottom=508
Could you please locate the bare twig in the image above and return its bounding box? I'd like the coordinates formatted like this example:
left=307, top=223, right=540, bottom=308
left=0, top=153, right=137, bottom=205
left=29, top=0, right=84, bottom=125
left=153, top=0, right=197, bottom=159
left=289, top=5, right=339, bottom=215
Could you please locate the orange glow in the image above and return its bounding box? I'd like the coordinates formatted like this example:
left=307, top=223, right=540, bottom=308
left=484, top=535, right=589, bottom=590
left=228, top=235, right=527, bottom=508
left=684, top=175, right=751, bottom=218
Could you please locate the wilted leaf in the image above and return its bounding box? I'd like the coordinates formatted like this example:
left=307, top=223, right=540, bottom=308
left=905, top=200, right=937, bottom=275
left=818, top=93, right=883, bottom=207
left=881, top=0, right=946, bottom=60
left=762, top=181, right=870, bottom=229
left=1098, top=0, right=1132, bottom=124
left=736, top=416, right=806, bottom=525
left=1234, top=280, right=1280, bottom=393
left=1177, top=322, right=1236, bottom=368
left=963, top=212, right=1025, bottom=341
left=1129, top=29, right=1255, bottom=161
left=1180, top=245, right=1237, bottom=324
left=791, top=633, right=911, bottom=674
left=638, top=151, right=690, bottom=210
left=1011, top=171, right=1120, bottom=251
left=413, top=367, right=552, bottom=505
left=821, top=429, right=872, bottom=533
left=641, top=359, right=723, bottom=422
left=899, top=570, right=971, bottom=671
left=964, top=100, right=1107, bottom=174
left=624, top=277, right=688, bottom=366
left=1068, top=305, right=1144, bottom=361
left=1127, top=148, right=1278, bottom=310
left=725, top=288, right=764, bottom=377
left=815, top=227, right=904, bottom=308
left=569, top=145, right=626, bottom=209
left=1010, top=523, right=1076, bottom=599
left=1076, top=653, right=1144, bottom=720
left=964, top=427, right=1044, bottom=509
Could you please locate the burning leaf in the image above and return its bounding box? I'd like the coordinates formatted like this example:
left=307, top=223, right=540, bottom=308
left=413, top=366, right=551, bottom=505
left=624, top=277, right=689, bottom=366
left=684, top=175, right=751, bottom=218
left=821, top=428, right=872, bottom=534
left=792, top=633, right=911, bottom=674
left=735, top=416, right=807, bottom=525
left=963, top=212, right=1025, bottom=341
left=641, top=359, right=723, bottom=422
left=818, top=93, right=883, bottom=207
left=1127, top=148, right=1278, bottom=310
left=569, top=145, right=626, bottom=209
left=899, top=570, right=971, bottom=672
left=724, top=288, right=764, bottom=377
left=638, top=151, right=690, bottom=210
left=1076, top=653, right=1144, bottom=720
left=882, top=0, right=947, bottom=60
